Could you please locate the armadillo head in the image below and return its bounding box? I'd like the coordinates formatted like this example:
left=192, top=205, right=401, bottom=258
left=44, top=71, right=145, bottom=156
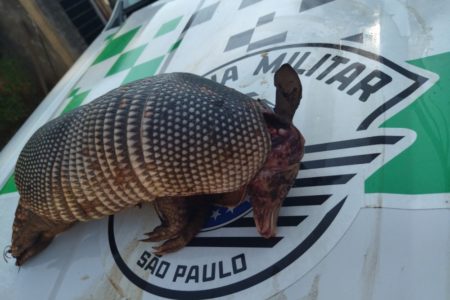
left=247, top=63, right=304, bottom=238
left=247, top=120, right=304, bottom=238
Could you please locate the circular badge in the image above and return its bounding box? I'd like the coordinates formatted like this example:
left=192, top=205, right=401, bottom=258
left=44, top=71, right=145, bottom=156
left=109, top=44, right=428, bottom=299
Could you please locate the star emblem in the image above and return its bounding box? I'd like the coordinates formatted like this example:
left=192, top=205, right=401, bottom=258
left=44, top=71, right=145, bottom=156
left=211, top=209, right=221, bottom=220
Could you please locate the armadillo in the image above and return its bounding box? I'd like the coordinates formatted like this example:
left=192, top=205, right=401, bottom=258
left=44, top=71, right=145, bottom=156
left=10, top=64, right=304, bottom=265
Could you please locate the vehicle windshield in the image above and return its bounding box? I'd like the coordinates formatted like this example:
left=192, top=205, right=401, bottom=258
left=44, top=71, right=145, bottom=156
left=122, top=0, right=159, bottom=10
left=107, top=0, right=160, bottom=29
left=123, top=0, right=142, bottom=8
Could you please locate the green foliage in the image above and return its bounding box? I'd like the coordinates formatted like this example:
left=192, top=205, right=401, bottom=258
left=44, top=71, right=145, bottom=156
left=0, top=57, right=36, bottom=147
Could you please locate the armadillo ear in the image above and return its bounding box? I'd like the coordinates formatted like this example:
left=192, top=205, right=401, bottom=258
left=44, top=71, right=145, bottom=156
left=274, top=64, right=302, bottom=122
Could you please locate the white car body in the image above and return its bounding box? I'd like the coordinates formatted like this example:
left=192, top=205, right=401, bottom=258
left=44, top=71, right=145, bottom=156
left=0, top=0, right=449, bottom=299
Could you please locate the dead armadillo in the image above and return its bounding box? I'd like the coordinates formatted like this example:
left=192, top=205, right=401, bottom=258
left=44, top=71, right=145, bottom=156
left=10, top=64, right=304, bottom=266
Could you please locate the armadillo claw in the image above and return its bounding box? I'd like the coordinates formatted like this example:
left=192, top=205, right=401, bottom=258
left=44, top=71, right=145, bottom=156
left=150, top=217, right=203, bottom=256
left=140, top=225, right=178, bottom=242
left=152, top=235, right=191, bottom=256
left=144, top=196, right=212, bottom=255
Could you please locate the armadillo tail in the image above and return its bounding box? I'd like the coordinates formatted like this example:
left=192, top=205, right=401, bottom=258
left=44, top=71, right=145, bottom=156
left=11, top=201, right=74, bottom=266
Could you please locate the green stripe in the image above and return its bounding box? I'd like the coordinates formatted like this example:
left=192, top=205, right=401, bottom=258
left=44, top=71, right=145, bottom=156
left=62, top=90, right=90, bottom=114
left=123, top=56, right=164, bottom=85
left=104, top=33, right=116, bottom=42
left=106, top=45, right=147, bottom=76
left=155, top=16, right=183, bottom=38
left=366, top=52, right=450, bottom=194
left=68, top=87, right=80, bottom=98
left=0, top=173, right=17, bottom=195
left=170, top=39, right=182, bottom=52
left=93, top=27, right=140, bottom=65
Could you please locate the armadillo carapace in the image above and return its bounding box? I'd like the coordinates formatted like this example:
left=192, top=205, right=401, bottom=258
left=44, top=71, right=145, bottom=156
left=11, top=65, right=304, bottom=266
left=15, top=73, right=270, bottom=221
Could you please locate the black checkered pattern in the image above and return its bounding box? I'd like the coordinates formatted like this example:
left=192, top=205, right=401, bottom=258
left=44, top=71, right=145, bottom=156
left=225, top=12, right=287, bottom=52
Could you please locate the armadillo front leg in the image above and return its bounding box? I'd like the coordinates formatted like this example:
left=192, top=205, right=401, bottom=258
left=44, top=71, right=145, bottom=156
left=141, top=196, right=212, bottom=256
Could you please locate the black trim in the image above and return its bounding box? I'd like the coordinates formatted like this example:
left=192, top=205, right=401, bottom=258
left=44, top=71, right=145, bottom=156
left=300, top=153, right=379, bottom=169
left=283, top=194, right=331, bottom=206
left=294, top=174, right=355, bottom=187
left=108, top=198, right=346, bottom=299
left=341, top=33, right=364, bottom=43
left=224, top=216, right=307, bottom=227
left=304, top=135, right=403, bottom=153
left=357, top=77, right=427, bottom=130
left=187, top=237, right=282, bottom=248
left=202, top=43, right=428, bottom=130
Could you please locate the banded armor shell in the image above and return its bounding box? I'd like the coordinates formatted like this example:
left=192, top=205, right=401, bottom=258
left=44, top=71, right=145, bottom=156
left=15, top=73, right=271, bottom=223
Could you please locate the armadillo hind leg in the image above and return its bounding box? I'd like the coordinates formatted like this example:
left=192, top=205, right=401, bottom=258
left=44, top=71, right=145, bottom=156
left=11, top=202, right=75, bottom=266
left=212, top=185, right=247, bottom=208
left=141, top=196, right=212, bottom=256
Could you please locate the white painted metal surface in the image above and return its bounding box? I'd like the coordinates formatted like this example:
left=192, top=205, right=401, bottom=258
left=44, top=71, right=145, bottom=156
left=0, top=0, right=449, bottom=299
